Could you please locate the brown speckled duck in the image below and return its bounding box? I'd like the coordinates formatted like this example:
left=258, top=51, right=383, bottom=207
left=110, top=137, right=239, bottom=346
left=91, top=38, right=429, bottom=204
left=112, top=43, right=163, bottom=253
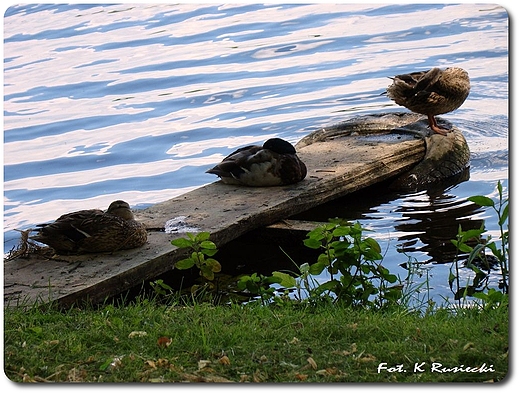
left=386, top=67, right=470, bottom=135
left=30, top=200, right=148, bottom=254
left=206, top=137, right=307, bottom=186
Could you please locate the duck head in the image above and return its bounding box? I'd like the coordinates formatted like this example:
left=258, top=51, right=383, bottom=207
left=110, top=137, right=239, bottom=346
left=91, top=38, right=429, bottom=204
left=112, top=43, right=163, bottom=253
left=106, top=200, right=135, bottom=220
left=263, top=138, right=297, bottom=154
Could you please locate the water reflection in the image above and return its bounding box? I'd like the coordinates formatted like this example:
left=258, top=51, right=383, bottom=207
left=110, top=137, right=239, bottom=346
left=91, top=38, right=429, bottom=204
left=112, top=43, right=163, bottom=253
left=394, top=176, right=486, bottom=265
left=292, top=172, right=484, bottom=267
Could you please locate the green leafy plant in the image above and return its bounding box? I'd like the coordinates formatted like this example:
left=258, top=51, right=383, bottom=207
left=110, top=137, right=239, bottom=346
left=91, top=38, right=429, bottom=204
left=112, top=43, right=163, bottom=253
left=398, top=253, right=437, bottom=313
left=236, top=271, right=296, bottom=305
left=171, top=232, right=221, bottom=281
left=300, top=219, right=402, bottom=309
left=450, top=180, right=509, bottom=308
left=449, top=224, right=489, bottom=301
left=149, top=279, right=174, bottom=297
left=472, top=287, right=508, bottom=311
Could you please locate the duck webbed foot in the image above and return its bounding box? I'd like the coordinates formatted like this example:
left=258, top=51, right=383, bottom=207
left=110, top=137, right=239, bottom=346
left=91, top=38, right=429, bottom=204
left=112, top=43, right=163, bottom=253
left=428, top=115, right=451, bottom=136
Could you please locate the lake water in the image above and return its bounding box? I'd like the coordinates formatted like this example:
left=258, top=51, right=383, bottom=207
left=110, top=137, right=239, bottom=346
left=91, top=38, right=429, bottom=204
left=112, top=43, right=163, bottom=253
left=3, top=3, right=509, bottom=305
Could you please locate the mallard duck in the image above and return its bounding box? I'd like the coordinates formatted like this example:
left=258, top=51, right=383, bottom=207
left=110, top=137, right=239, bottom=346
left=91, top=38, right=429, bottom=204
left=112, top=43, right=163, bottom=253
left=30, top=200, right=148, bottom=254
left=206, top=137, right=307, bottom=186
left=386, top=67, right=470, bottom=135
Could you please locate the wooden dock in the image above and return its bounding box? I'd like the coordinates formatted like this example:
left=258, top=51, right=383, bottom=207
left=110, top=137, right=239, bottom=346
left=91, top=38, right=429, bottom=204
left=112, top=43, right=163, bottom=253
left=4, top=113, right=438, bottom=307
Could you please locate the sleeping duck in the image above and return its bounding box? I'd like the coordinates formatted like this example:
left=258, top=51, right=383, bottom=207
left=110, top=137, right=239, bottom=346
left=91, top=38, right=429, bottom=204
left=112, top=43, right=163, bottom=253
left=30, top=200, right=148, bottom=254
left=386, top=67, right=470, bottom=135
left=206, top=137, right=307, bottom=186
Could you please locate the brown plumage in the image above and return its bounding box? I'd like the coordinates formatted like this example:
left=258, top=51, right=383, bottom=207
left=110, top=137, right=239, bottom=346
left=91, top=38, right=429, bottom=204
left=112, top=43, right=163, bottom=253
left=386, top=67, right=470, bottom=135
left=30, top=200, right=148, bottom=254
left=206, top=138, right=307, bottom=186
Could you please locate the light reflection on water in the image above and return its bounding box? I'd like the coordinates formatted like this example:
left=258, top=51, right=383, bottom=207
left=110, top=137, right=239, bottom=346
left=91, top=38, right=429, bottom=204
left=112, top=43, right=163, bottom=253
left=3, top=3, right=509, bottom=303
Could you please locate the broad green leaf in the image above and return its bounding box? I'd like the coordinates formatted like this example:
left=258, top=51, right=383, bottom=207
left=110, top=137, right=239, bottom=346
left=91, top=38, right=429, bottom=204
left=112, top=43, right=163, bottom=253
left=466, top=243, right=486, bottom=265
left=486, top=241, right=498, bottom=253
left=200, top=265, right=214, bottom=280
left=331, top=240, right=350, bottom=254
left=205, top=258, right=221, bottom=273
left=364, top=237, right=381, bottom=253
left=304, top=238, right=322, bottom=249
left=363, top=248, right=383, bottom=261
left=377, top=265, right=389, bottom=275
left=384, top=273, right=398, bottom=283
left=200, top=240, right=216, bottom=249
left=332, top=226, right=351, bottom=237
left=195, top=232, right=211, bottom=242
left=246, top=281, right=260, bottom=293
left=487, top=288, right=506, bottom=303
left=322, top=222, right=339, bottom=231
left=315, top=280, right=340, bottom=294
left=455, top=242, right=475, bottom=253
left=468, top=195, right=495, bottom=207
left=317, top=253, right=332, bottom=266
left=459, top=226, right=485, bottom=243
left=263, top=275, right=282, bottom=285
left=201, top=248, right=218, bottom=257
left=487, top=242, right=505, bottom=261
left=499, top=203, right=509, bottom=226
left=271, top=271, right=296, bottom=288
left=171, top=238, right=193, bottom=248
left=237, top=275, right=251, bottom=290
left=308, top=261, right=326, bottom=275
left=306, top=227, right=326, bottom=240
left=175, top=258, right=195, bottom=270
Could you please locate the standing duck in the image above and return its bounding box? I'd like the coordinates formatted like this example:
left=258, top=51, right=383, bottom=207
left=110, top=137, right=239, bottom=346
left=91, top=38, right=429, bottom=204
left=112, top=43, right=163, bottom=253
left=386, top=67, right=470, bottom=135
left=30, top=200, right=148, bottom=254
left=206, top=137, right=307, bottom=186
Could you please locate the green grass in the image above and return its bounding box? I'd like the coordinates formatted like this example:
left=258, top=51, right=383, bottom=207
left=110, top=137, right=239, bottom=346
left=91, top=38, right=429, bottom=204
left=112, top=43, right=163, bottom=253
left=4, top=298, right=508, bottom=383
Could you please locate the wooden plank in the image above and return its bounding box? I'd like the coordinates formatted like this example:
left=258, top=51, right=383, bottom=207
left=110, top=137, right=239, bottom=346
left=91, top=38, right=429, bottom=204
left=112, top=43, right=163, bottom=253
left=4, top=121, right=426, bottom=308
left=136, top=132, right=424, bottom=245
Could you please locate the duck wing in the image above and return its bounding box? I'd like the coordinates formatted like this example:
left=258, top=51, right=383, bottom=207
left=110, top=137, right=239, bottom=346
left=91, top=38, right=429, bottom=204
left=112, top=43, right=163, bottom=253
left=32, top=209, right=111, bottom=252
left=390, top=68, right=442, bottom=99
left=206, top=145, right=263, bottom=180
left=33, top=209, right=105, bottom=243
left=75, top=215, right=147, bottom=253
left=413, top=67, right=443, bottom=92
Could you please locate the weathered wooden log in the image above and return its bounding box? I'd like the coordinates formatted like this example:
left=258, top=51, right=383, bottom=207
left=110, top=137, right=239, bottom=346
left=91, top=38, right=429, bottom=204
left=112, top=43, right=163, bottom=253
left=298, top=112, right=470, bottom=191
left=389, top=128, right=470, bottom=190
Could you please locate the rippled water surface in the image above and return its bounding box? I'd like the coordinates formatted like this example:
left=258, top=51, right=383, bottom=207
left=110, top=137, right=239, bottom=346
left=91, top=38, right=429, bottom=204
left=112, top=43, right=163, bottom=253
left=3, top=3, right=509, bottom=303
